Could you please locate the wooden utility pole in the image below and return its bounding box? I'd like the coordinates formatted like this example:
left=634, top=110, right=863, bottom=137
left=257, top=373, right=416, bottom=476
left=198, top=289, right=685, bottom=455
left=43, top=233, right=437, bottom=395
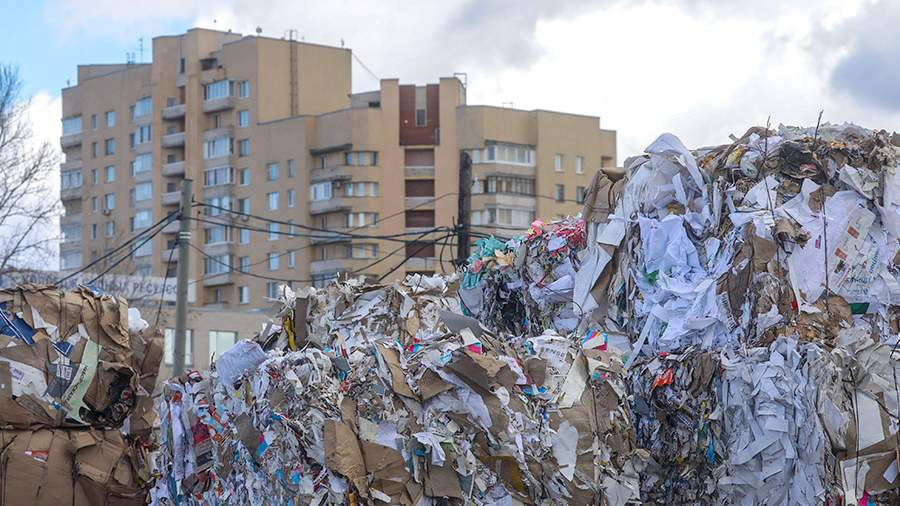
left=456, top=151, right=472, bottom=265
left=172, top=179, right=193, bottom=377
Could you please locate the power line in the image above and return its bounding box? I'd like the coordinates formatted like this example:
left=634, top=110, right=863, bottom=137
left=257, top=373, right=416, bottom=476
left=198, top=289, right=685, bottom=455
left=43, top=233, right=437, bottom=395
left=188, top=214, right=448, bottom=244
left=351, top=51, right=380, bottom=82
left=86, top=220, right=170, bottom=285
left=56, top=211, right=179, bottom=286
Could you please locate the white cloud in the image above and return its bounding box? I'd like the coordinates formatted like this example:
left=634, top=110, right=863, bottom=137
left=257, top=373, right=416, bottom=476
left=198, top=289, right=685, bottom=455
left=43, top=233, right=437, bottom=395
left=40, top=0, right=900, bottom=163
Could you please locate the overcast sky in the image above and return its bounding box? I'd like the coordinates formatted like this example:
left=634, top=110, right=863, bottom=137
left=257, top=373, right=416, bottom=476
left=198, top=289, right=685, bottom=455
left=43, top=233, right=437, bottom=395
left=4, top=0, right=900, bottom=164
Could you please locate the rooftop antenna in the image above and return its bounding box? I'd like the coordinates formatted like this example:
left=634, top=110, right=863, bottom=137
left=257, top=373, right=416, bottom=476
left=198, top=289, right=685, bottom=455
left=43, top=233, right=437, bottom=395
left=256, top=26, right=262, bottom=36
left=502, top=101, right=514, bottom=108
left=139, top=38, right=144, bottom=63
left=340, top=38, right=345, bottom=48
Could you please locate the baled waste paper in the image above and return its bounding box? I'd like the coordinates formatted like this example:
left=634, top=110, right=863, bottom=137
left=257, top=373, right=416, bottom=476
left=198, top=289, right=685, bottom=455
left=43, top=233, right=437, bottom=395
left=0, top=285, right=163, bottom=505
left=150, top=273, right=639, bottom=505
left=149, top=122, right=900, bottom=505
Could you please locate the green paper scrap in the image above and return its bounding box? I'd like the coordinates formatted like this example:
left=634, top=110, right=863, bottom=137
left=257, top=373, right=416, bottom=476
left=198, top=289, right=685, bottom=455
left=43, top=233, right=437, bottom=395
left=61, top=339, right=100, bottom=423
left=849, top=302, right=869, bottom=315
left=647, top=270, right=659, bottom=284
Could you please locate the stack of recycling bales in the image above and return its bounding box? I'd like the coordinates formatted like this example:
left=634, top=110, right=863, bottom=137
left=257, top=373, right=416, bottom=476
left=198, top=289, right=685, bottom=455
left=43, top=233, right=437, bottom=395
left=0, top=285, right=163, bottom=505
left=148, top=122, right=900, bottom=505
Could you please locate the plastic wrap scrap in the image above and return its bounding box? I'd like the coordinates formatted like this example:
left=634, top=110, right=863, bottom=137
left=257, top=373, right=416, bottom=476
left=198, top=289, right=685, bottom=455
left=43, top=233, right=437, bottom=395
left=0, top=284, right=164, bottom=505
left=150, top=275, right=640, bottom=505
left=460, top=218, right=587, bottom=336
left=629, top=348, right=722, bottom=504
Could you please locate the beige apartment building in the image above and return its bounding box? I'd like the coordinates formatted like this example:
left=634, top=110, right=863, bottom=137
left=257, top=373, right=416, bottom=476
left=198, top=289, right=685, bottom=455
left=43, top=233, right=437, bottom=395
left=59, top=27, right=617, bottom=313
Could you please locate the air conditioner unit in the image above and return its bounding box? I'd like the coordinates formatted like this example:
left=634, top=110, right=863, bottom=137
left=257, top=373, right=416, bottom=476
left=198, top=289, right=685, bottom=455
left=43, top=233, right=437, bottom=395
left=102, top=209, right=112, bottom=216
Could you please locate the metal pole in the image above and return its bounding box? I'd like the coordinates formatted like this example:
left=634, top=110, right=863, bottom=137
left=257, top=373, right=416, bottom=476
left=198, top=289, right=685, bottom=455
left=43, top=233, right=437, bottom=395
left=172, top=178, right=193, bottom=377
left=456, top=151, right=472, bottom=266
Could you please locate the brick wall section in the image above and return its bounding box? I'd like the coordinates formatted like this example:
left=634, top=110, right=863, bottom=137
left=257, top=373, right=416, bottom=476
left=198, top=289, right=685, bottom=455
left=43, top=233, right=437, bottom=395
left=399, top=84, right=440, bottom=145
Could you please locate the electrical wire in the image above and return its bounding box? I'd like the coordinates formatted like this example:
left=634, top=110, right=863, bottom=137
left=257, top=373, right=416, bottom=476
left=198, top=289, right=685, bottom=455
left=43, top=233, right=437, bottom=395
left=188, top=214, right=448, bottom=244
left=378, top=234, right=455, bottom=282
left=86, top=219, right=170, bottom=285
left=152, top=243, right=178, bottom=332
left=56, top=211, right=180, bottom=286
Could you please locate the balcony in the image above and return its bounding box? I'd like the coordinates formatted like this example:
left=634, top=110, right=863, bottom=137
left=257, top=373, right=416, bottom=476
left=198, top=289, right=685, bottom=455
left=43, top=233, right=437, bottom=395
left=204, top=155, right=231, bottom=169
left=60, top=132, right=82, bottom=149
left=161, top=219, right=181, bottom=234
left=162, top=103, right=186, bottom=120
left=310, top=259, right=347, bottom=275
left=162, top=160, right=186, bottom=176
left=310, top=165, right=355, bottom=183
left=60, top=159, right=83, bottom=171
left=203, top=126, right=233, bottom=140
left=60, top=186, right=83, bottom=202
left=404, top=166, right=435, bottom=178
left=203, top=96, right=235, bottom=113
left=203, top=272, right=233, bottom=287
left=162, top=190, right=182, bottom=206
left=161, top=131, right=186, bottom=148
left=405, top=257, right=437, bottom=272
left=405, top=196, right=435, bottom=209
left=309, top=197, right=353, bottom=216
left=309, top=229, right=353, bottom=245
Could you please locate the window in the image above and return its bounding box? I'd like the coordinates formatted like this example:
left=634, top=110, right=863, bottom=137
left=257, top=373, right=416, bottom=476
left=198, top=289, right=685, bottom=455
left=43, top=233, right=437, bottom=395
left=287, top=159, right=296, bottom=177
left=60, top=170, right=83, bottom=189
left=62, top=116, right=82, bottom=135
left=204, top=137, right=231, bottom=159
left=477, top=143, right=535, bottom=166
left=405, top=241, right=434, bottom=258
left=239, top=168, right=251, bottom=186
left=287, top=189, right=295, bottom=208
left=91, top=224, right=98, bottom=239
left=91, top=114, right=97, bottom=130
left=104, top=193, right=115, bottom=210
left=92, top=169, right=99, bottom=185
left=204, top=166, right=233, bottom=187
left=238, top=110, right=249, bottom=128
left=204, top=196, right=232, bottom=216
left=405, top=149, right=434, bottom=167
left=134, top=240, right=152, bottom=257
left=164, top=328, right=194, bottom=366
left=237, top=198, right=251, bottom=214
left=554, top=154, right=563, bottom=172
left=239, top=256, right=250, bottom=272
left=481, top=175, right=535, bottom=196
left=405, top=210, right=434, bottom=228
left=348, top=243, right=378, bottom=259
left=268, top=223, right=279, bottom=241
left=268, top=252, right=279, bottom=271
left=208, top=330, right=237, bottom=361
left=91, top=142, right=98, bottom=159
left=238, top=286, right=249, bottom=304
left=105, top=165, right=115, bottom=183
left=267, top=163, right=279, bottom=181
left=415, top=108, right=426, bottom=126
left=346, top=212, right=378, bottom=228
left=134, top=124, right=151, bottom=145
left=576, top=186, right=586, bottom=204
left=106, top=110, right=115, bottom=127
left=471, top=149, right=481, bottom=164
left=288, top=250, right=295, bottom=268
left=203, top=254, right=230, bottom=275
left=132, top=97, right=152, bottom=119
left=344, top=181, right=379, bottom=197
left=61, top=223, right=81, bottom=241
left=205, top=225, right=229, bottom=245
left=239, top=80, right=250, bottom=99
left=105, top=221, right=115, bottom=237
left=555, top=184, right=565, bottom=202
left=204, top=80, right=230, bottom=100
left=179, top=58, right=186, bottom=74
left=132, top=153, right=151, bottom=175
left=266, top=282, right=279, bottom=299
left=310, top=182, right=332, bottom=201
left=238, top=228, right=250, bottom=244
left=60, top=251, right=82, bottom=270
left=267, top=192, right=279, bottom=210
left=481, top=207, right=535, bottom=227
left=91, top=196, right=98, bottom=212
left=238, top=139, right=250, bottom=157
left=134, top=182, right=152, bottom=202
left=576, top=156, right=584, bottom=174
left=132, top=210, right=152, bottom=230
left=312, top=274, right=336, bottom=289
left=105, top=138, right=116, bottom=155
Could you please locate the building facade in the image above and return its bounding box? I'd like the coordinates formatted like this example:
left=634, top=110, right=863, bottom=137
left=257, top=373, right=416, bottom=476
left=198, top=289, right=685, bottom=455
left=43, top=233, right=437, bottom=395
left=59, top=28, right=617, bottom=310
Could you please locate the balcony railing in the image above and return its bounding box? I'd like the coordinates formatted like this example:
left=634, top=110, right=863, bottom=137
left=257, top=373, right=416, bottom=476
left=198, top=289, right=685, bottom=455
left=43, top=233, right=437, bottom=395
left=60, top=132, right=82, bottom=149
left=161, top=190, right=182, bottom=206
left=203, top=96, right=235, bottom=113
left=161, top=131, right=186, bottom=148
left=162, top=160, right=186, bottom=176
left=60, top=186, right=83, bottom=201
left=162, top=103, right=186, bottom=120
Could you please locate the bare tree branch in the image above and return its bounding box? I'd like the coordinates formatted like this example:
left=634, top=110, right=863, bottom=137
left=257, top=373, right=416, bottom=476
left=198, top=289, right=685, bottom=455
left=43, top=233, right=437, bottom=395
left=0, top=64, right=60, bottom=275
